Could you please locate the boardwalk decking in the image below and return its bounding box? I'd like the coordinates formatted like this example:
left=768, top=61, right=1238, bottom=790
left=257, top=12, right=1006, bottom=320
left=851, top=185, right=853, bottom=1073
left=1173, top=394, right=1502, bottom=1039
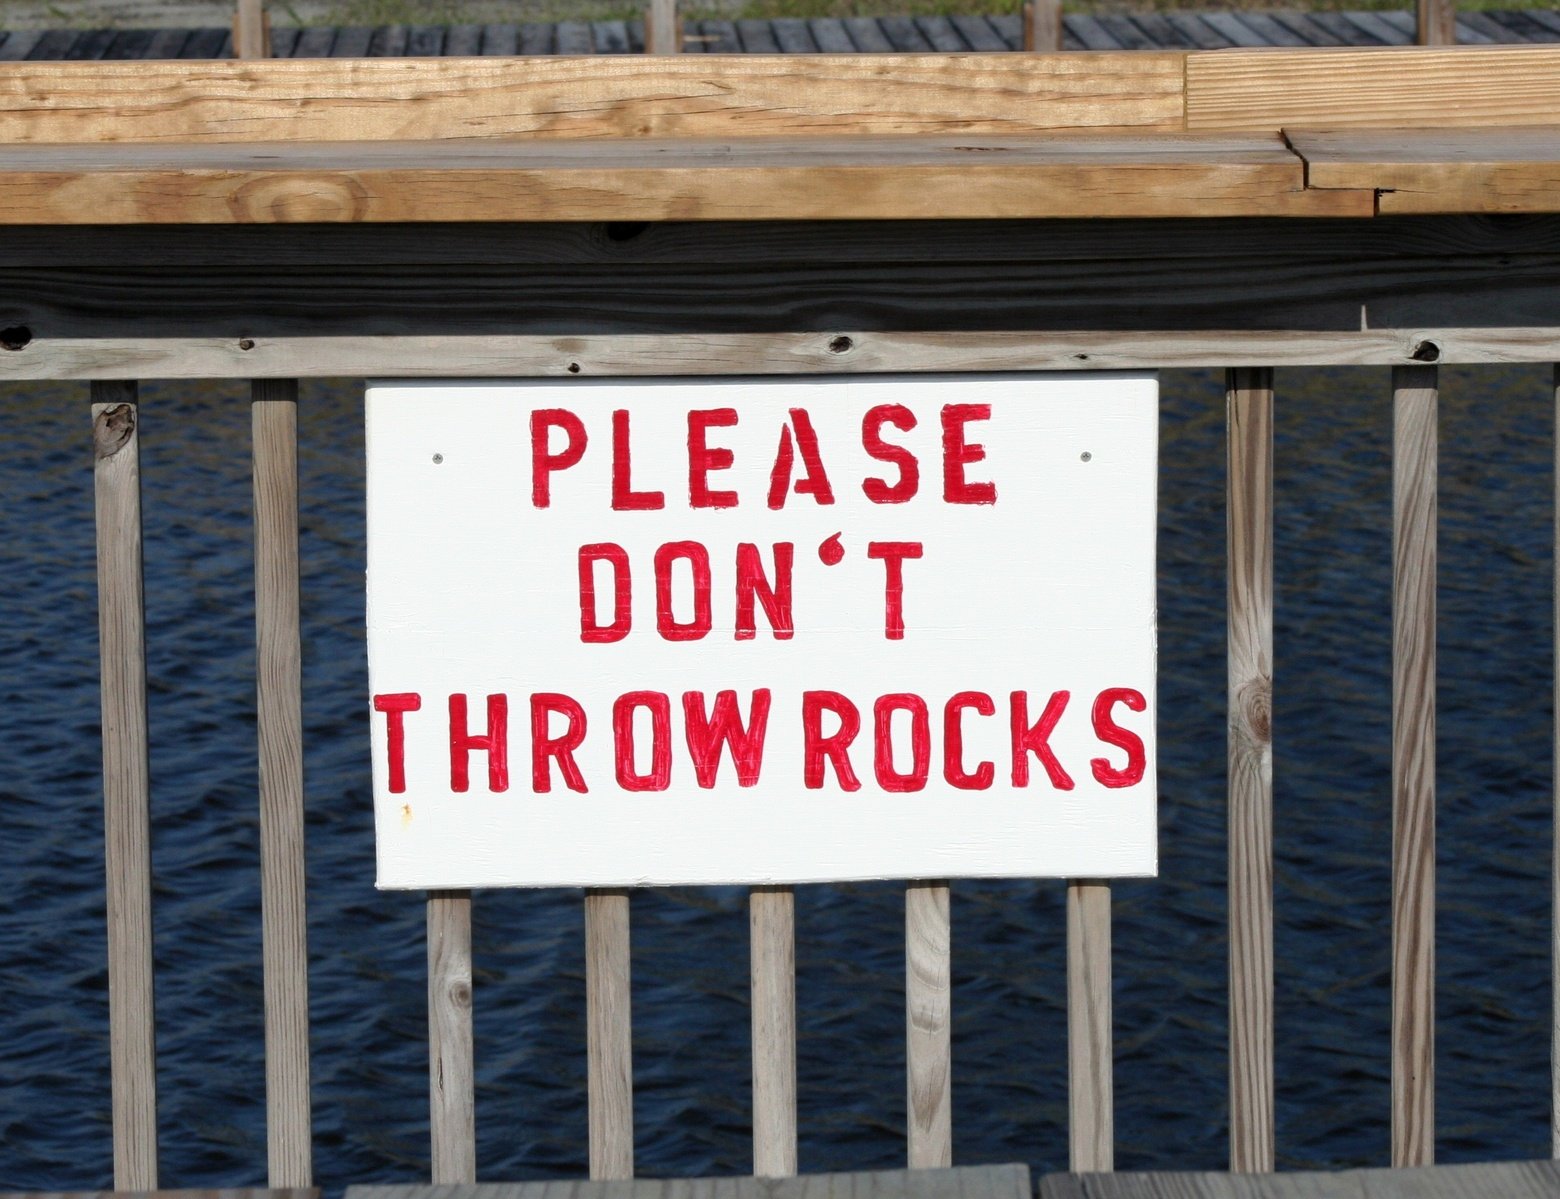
left=1, top=8, right=1558, bottom=57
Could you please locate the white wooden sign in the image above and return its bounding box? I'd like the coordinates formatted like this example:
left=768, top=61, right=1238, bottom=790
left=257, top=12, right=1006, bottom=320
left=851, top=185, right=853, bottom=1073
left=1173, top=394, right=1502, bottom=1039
left=367, top=374, right=1158, bottom=889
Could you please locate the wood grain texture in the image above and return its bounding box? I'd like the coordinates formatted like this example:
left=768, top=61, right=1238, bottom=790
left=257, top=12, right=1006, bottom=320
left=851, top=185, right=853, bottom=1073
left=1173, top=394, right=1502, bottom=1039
left=1036, top=1158, right=1560, bottom=1198
left=1391, top=364, right=1437, bottom=1169
left=252, top=381, right=313, bottom=1187
left=750, top=886, right=797, bottom=1177
left=586, top=889, right=634, bottom=1181
left=1290, top=126, right=1560, bottom=214
left=1187, top=46, right=1560, bottom=131
left=0, top=134, right=1372, bottom=224
left=346, top=1163, right=1033, bottom=1199
left=1225, top=369, right=1274, bottom=1175
left=906, top=881, right=951, bottom=1169
left=1418, top=0, right=1458, bottom=44
left=19, top=329, right=1560, bottom=383
left=0, top=55, right=1185, bottom=144
left=428, top=891, right=476, bottom=1184
left=1067, top=880, right=1112, bottom=1173
left=92, top=381, right=158, bottom=1191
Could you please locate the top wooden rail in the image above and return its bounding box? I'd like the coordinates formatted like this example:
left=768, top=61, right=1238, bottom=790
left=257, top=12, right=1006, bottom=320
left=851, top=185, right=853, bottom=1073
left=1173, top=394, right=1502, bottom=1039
left=3, top=47, right=1560, bottom=222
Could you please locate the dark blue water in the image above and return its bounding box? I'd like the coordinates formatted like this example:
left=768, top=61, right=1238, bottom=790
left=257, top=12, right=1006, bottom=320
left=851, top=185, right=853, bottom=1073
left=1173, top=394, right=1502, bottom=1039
left=0, top=368, right=1554, bottom=1190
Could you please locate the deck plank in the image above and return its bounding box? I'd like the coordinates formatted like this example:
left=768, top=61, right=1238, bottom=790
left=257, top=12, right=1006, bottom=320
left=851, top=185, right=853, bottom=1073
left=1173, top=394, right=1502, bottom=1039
left=405, top=24, right=446, bottom=55
left=479, top=24, right=519, bottom=54
left=442, top=23, right=483, bottom=55
left=808, top=18, right=855, bottom=51
left=1267, top=11, right=1347, bottom=45
left=843, top=16, right=895, bottom=51
left=516, top=23, right=552, bottom=54
left=365, top=25, right=406, bottom=55
left=292, top=27, right=337, bottom=58
left=1067, top=13, right=1126, bottom=48
left=771, top=19, right=817, bottom=52
left=1486, top=9, right=1560, bottom=40
left=880, top=15, right=935, bottom=50
left=1200, top=11, right=1269, bottom=46
left=593, top=20, right=631, bottom=53
left=1167, top=12, right=1232, bottom=48
left=1229, top=12, right=1309, bottom=46
left=737, top=18, right=782, bottom=52
left=1037, top=1159, right=1560, bottom=1197
left=988, top=13, right=1024, bottom=48
left=1125, top=13, right=1197, bottom=48
left=331, top=27, right=374, bottom=55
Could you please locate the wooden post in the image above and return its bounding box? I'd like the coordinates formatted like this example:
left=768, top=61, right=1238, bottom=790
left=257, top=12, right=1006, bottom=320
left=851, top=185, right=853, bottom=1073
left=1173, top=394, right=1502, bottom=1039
left=1024, top=0, right=1063, bottom=52
left=906, top=881, right=952, bottom=1168
left=1226, top=368, right=1274, bottom=1174
left=1067, top=879, right=1112, bottom=1172
left=93, top=381, right=159, bottom=1191
left=1417, top=0, right=1456, bottom=45
left=751, top=886, right=797, bottom=1176
left=1392, top=364, right=1437, bottom=1169
left=428, top=890, right=475, bottom=1183
left=1554, top=364, right=1560, bottom=1161
left=252, top=380, right=313, bottom=1187
left=645, top=0, right=680, bottom=53
left=586, top=888, right=634, bottom=1180
left=234, top=0, right=271, bottom=59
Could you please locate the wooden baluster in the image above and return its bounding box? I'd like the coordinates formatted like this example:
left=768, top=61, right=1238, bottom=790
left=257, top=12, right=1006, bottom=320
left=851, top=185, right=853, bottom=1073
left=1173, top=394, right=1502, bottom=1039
left=1067, top=880, right=1112, bottom=1172
left=752, top=885, right=797, bottom=1176
left=1417, top=0, right=1456, bottom=45
left=587, top=888, right=634, bottom=1180
left=234, top=0, right=271, bottom=58
left=1024, top=0, right=1063, bottom=51
left=1553, top=363, right=1560, bottom=1162
left=93, top=381, right=159, bottom=1190
left=429, top=890, right=476, bottom=1182
left=1392, top=364, right=1437, bottom=1168
left=1227, top=368, right=1275, bottom=1173
left=253, top=381, right=313, bottom=1185
left=907, top=881, right=952, bottom=1168
left=645, top=0, right=679, bottom=52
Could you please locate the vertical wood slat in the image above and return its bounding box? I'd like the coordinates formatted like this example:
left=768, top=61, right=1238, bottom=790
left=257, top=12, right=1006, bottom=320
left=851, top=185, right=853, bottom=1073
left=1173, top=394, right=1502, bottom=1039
left=1024, top=0, right=1063, bottom=51
left=428, top=890, right=475, bottom=1183
left=1392, top=364, right=1437, bottom=1169
left=233, top=0, right=270, bottom=58
left=93, top=381, right=159, bottom=1191
left=1417, top=0, right=1457, bottom=44
left=252, top=382, right=313, bottom=1187
left=1067, top=879, right=1112, bottom=1173
left=906, top=881, right=952, bottom=1169
left=645, top=0, right=680, bottom=52
left=586, top=888, right=634, bottom=1181
left=1553, top=363, right=1560, bottom=1162
left=751, top=885, right=797, bottom=1177
left=1226, top=368, right=1275, bottom=1174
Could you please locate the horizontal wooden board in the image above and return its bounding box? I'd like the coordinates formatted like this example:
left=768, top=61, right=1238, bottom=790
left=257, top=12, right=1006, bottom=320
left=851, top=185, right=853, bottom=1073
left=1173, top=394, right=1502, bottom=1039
left=0, top=55, right=1186, bottom=144
left=1186, top=46, right=1560, bottom=131
left=7, top=328, right=1560, bottom=381
left=350, top=1165, right=1031, bottom=1199
left=1039, top=1158, right=1560, bottom=1198
left=1290, top=125, right=1560, bottom=213
left=0, top=134, right=1373, bottom=222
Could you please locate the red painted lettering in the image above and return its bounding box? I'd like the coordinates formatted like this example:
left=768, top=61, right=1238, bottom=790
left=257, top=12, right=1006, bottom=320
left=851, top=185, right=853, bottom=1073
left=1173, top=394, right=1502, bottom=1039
left=530, top=693, right=588, bottom=793
left=861, top=404, right=919, bottom=504
left=530, top=408, right=586, bottom=508
left=1011, top=690, right=1074, bottom=790
left=867, top=541, right=923, bottom=640
left=942, top=403, right=997, bottom=505
left=735, top=542, right=794, bottom=640
left=613, top=691, right=672, bottom=792
left=689, top=408, right=739, bottom=509
left=802, top=690, right=862, bottom=791
left=449, top=693, right=508, bottom=794
left=767, top=409, right=836, bottom=509
left=611, top=408, right=664, bottom=511
left=578, top=543, right=632, bottom=643
left=372, top=692, right=421, bottom=794
left=1091, top=687, right=1147, bottom=788
left=682, top=689, right=772, bottom=787
left=943, top=691, right=995, bottom=790
left=874, top=693, right=930, bottom=792
left=655, top=541, right=712, bottom=641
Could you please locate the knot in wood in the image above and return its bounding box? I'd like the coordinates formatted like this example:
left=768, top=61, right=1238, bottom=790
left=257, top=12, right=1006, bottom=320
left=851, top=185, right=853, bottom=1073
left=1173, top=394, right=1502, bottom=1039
left=1234, top=675, right=1271, bottom=746
left=449, top=980, right=472, bottom=1010
left=93, top=404, right=136, bottom=460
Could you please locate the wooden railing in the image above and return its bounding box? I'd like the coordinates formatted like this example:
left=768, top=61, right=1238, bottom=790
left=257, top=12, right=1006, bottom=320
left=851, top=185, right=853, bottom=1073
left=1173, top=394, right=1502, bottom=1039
left=5, top=45, right=1560, bottom=1192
